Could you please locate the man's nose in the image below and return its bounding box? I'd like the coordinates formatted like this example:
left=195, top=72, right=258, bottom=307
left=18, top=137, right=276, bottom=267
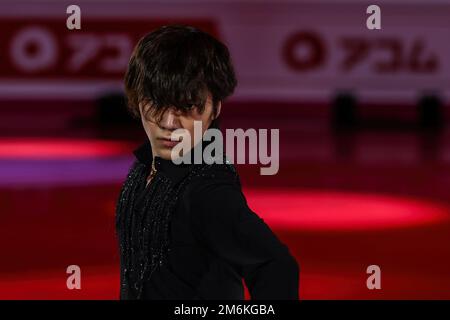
left=158, top=108, right=181, bottom=131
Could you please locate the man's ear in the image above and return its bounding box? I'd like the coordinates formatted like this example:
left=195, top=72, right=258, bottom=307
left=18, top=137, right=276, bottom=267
left=214, top=101, right=222, bottom=119
left=138, top=102, right=144, bottom=118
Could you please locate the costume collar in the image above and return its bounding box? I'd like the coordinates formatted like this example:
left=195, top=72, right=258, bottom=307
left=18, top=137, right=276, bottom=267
left=132, top=125, right=221, bottom=185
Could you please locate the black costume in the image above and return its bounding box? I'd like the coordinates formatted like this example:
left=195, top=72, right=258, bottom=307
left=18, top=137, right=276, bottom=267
left=115, top=136, right=299, bottom=300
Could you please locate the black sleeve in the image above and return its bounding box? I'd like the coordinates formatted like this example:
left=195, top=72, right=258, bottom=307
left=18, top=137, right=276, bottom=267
left=188, top=174, right=299, bottom=300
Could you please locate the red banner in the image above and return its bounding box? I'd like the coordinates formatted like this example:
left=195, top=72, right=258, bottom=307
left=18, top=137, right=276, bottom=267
left=0, top=18, right=219, bottom=80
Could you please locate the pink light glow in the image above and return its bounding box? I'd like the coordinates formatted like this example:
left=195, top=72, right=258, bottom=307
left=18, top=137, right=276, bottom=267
left=245, top=189, right=449, bottom=231
left=0, top=138, right=133, bottom=159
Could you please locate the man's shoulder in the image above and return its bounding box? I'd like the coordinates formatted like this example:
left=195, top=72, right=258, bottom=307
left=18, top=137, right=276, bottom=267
left=185, top=161, right=241, bottom=196
left=198, top=161, right=239, bottom=183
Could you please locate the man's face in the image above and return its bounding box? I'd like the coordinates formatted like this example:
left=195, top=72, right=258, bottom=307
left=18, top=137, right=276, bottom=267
left=139, top=93, right=221, bottom=161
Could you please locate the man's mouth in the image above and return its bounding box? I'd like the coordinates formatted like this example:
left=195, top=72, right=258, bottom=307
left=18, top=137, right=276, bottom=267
left=158, top=136, right=182, bottom=148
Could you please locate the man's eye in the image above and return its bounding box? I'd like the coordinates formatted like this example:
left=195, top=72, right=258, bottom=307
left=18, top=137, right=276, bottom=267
left=182, top=104, right=195, bottom=112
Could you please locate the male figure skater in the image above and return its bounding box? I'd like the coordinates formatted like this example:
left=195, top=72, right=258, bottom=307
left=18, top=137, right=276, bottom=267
left=116, top=24, right=299, bottom=299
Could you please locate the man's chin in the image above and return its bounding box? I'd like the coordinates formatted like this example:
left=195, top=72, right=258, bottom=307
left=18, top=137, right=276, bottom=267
left=156, top=149, right=173, bottom=161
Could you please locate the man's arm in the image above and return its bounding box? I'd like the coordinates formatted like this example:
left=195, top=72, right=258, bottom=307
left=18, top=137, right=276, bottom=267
left=188, top=173, right=299, bottom=300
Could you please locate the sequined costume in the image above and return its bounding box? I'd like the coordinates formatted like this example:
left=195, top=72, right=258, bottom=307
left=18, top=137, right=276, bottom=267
left=115, top=139, right=299, bottom=300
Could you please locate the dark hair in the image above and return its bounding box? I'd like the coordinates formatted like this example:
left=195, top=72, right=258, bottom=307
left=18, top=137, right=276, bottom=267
left=124, top=24, right=237, bottom=125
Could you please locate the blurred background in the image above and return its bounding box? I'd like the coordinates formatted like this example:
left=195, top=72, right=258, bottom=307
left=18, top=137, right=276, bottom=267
left=0, top=0, right=449, bottom=299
